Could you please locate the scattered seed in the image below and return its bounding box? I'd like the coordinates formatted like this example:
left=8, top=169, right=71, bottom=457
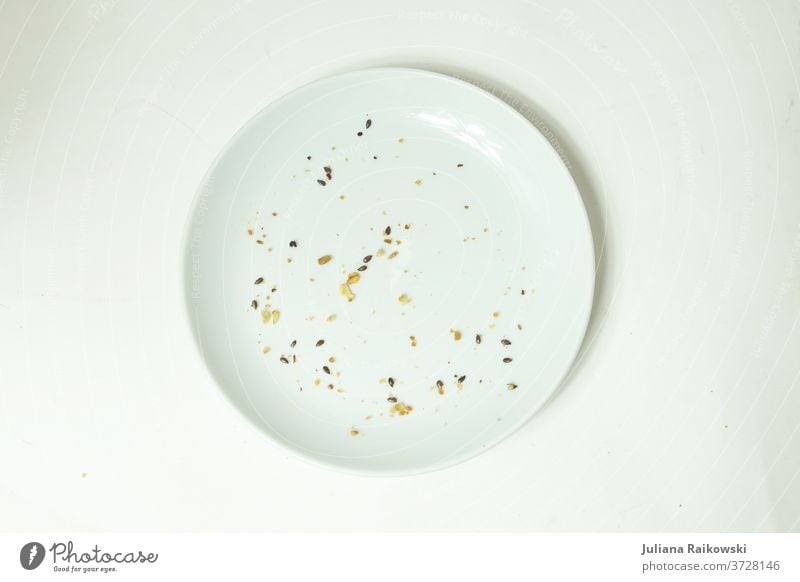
left=323, top=365, right=331, bottom=374
left=289, top=240, right=298, bottom=248
left=251, top=300, right=258, bottom=310
left=476, top=334, right=482, bottom=344
left=347, top=272, right=361, bottom=285
left=247, top=228, right=253, bottom=235
left=387, top=396, right=397, bottom=403
left=384, top=225, right=391, bottom=236
left=517, top=323, right=523, bottom=331
left=290, top=339, right=297, bottom=348
left=507, top=383, right=518, bottom=391
left=324, top=166, right=331, bottom=174
left=436, top=380, right=444, bottom=389
left=501, top=339, right=512, bottom=346
left=365, top=119, right=372, bottom=129
left=317, top=179, right=326, bottom=186
left=318, top=254, right=332, bottom=265
left=292, top=355, right=297, bottom=363
left=503, top=357, right=513, bottom=363
left=457, top=163, right=463, bottom=167
left=327, top=384, right=334, bottom=390
left=357, top=131, right=363, bottom=136
left=279, top=356, right=289, bottom=364
left=458, top=375, right=466, bottom=383
left=357, top=265, right=367, bottom=272
left=254, top=277, right=264, bottom=285
left=316, top=339, right=325, bottom=347
left=306, top=155, right=311, bottom=160
left=363, top=254, right=373, bottom=263
left=388, top=377, right=395, bottom=387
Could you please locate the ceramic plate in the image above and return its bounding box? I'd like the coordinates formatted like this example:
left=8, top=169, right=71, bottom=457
left=183, top=68, right=594, bottom=475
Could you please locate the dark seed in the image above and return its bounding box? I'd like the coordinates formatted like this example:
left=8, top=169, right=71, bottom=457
left=328, top=384, right=334, bottom=390
left=388, top=377, right=395, bottom=387
left=251, top=300, right=258, bottom=310
left=289, top=240, right=298, bottom=248
left=290, top=340, right=297, bottom=348
left=317, top=179, right=326, bottom=186
left=507, top=383, right=518, bottom=391
left=384, top=226, right=391, bottom=236
left=366, top=119, right=372, bottom=129
left=501, top=339, right=511, bottom=346
left=387, top=396, right=397, bottom=403
left=280, top=356, right=289, bottom=364
left=292, top=355, right=297, bottom=363
left=458, top=375, right=466, bottom=383
left=316, top=339, right=325, bottom=347
left=254, top=277, right=264, bottom=285
left=323, top=166, right=331, bottom=174
left=436, top=380, right=443, bottom=389
left=475, top=334, right=482, bottom=344
left=357, top=131, right=363, bottom=136
left=363, top=254, right=373, bottom=263
left=323, top=365, right=331, bottom=374
left=503, top=357, right=513, bottom=363
left=357, top=265, right=367, bottom=272
left=457, top=163, right=463, bottom=167
left=306, top=155, right=311, bottom=160
left=373, top=155, right=377, bottom=160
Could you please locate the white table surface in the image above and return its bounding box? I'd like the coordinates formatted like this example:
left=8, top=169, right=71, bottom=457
left=1, top=0, right=799, bottom=532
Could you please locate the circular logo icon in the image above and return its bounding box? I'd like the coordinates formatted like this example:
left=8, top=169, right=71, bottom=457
left=20, top=542, right=45, bottom=570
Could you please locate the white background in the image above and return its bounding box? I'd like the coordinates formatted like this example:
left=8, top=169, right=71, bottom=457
left=1, top=0, right=799, bottom=531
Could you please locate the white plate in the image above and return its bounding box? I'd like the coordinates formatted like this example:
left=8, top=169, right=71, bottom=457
left=183, top=68, right=594, bottom=475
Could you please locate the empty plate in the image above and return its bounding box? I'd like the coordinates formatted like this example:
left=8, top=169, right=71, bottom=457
left=183, top=67, right=594, bottom=475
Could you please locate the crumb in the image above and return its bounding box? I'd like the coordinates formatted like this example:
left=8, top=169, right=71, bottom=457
left=398, top=293, right=411, bottom=305
left=318, top=254, right=333, bottom=265
left=389, top=402, right=413, bottom=416
left=409, top=335, right=417, bottom=347
left=326, top=314, right=336, bottom=322
left=339, top=282, right=355, bottom=302
left=262, top=346, right=271, bottom=354
left=350, top=428, right=360, bottom=436
left=414, top=179, right=422, bottom=186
